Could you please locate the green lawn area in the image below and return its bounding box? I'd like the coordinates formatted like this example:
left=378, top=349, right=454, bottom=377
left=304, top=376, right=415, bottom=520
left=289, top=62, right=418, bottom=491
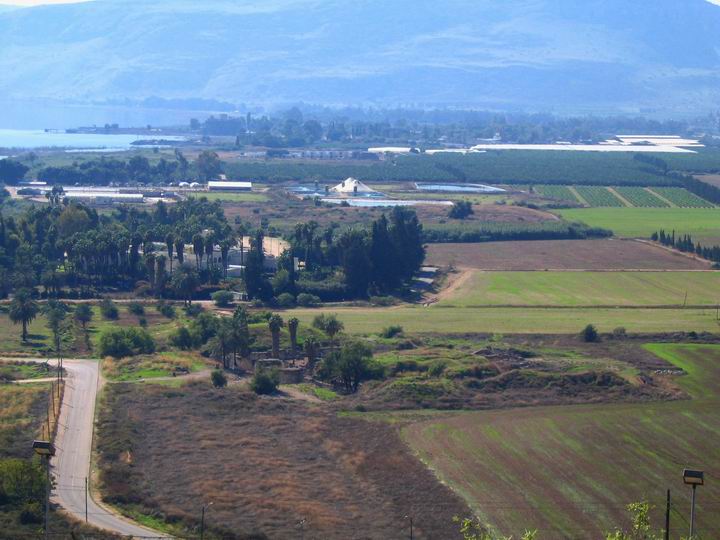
left=402, top=343, right=720, bottom=537
left=103, top=351, right=208, bottom=381
left=441, top=271, right=720, bottom=307
left=0, top=313, right=51, bottom=352
left=190, top=192, right=268, bottom=203
left=556, top=207, right=720, bottom=242
left=285, top=305, right=720, bottom=334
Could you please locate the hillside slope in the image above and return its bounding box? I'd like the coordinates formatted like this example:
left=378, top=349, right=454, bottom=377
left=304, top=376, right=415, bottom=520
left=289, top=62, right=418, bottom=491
left=0, top=0, right=718, bottom=112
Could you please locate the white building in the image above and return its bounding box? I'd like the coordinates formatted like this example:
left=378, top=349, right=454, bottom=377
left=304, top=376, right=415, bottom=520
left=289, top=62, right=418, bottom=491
left=329, top=177, right=377, bottom=195
left=208, top=181, right=253, bottom=192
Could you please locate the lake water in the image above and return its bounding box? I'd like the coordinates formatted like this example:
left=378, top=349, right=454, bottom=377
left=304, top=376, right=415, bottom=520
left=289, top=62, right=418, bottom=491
left=415, top=182, right=505, bottom=193
left=0, top=129, right=186, bottom=150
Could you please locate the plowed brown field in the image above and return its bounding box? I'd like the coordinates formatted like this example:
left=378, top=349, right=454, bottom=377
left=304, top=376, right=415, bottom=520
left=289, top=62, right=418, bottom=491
left=426, top=239, right=709, bottom=270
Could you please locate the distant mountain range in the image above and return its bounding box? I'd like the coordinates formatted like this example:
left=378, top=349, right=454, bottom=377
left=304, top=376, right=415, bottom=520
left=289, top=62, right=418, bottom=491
left=0, top=0, right=718, bottom=114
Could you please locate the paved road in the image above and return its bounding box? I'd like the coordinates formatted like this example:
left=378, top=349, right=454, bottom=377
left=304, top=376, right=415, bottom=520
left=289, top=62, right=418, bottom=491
left=10, top=358, right=170, bottom=538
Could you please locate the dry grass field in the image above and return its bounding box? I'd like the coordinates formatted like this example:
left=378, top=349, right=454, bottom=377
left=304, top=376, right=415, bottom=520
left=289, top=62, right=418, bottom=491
left=426, top=239, right=709, bottom=270
left=97, top=382, right=470, bottom=539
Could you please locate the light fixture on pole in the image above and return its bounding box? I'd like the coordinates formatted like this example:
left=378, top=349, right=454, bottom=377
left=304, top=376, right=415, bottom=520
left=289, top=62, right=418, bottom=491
left=404, top=514, right=413, bottom=540
left=682, top=468, right=704, bottom=539
left=200, top=501, right=213, bottom=540
left=32, top=440, right=56, bottom=540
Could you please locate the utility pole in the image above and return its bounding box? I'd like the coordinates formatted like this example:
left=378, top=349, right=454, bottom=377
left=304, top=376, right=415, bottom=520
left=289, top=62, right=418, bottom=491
left=44, top=456, right=50, bottom=540
left=404, top=515, right=413, bottom=540
left=690, top=484, right=697, bottom=539
left=664, top=489, right=670, bottom=540
left=200, top=502, right=213, bottom=540
left=85, top=477, right=88, bottom=523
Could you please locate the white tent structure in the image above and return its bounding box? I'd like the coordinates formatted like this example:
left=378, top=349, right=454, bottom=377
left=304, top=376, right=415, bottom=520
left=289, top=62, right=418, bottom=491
left=329, top=177, right=377, bottom=195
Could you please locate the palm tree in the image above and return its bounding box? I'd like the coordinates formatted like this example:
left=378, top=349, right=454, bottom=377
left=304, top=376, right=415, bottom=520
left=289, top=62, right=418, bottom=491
left=268, top=314, right=284, bottom=359
left=174, top=235, right=185, bottom=266
left=324, top=314, right=344, bottom=350
left=171, top=265, right=199, bottom=306
left=212, top=318, right=234, bottom=369
left=192, top=234, right=204, bottom=270
left=9, top=288, right=39, bottom=342
left=231, top=307, right=250, bottom=367
left=288, top=317, right=299, bottom=354
left=165, top=233, right=174, bottom=274
left=304, top=336, right=320, bottom=375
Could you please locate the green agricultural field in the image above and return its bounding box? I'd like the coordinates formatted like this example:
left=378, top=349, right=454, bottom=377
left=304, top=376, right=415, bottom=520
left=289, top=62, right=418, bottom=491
left=441, top=271, right=720, bottom=307
left=574, top=186, right=625, bottom=207
left=402, top=344, right=720, bottom=538
left=285, top=305, right=720, bottom=334
left=557, top=207, right=720, bottom=242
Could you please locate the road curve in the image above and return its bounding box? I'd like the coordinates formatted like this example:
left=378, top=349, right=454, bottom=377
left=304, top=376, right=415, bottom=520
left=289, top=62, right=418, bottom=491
left=22, top=358, right=170, bottom=538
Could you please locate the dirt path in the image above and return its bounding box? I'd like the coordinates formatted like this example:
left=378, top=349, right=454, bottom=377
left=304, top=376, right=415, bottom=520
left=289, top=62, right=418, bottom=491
left=645, top=187, right=678, bottom=207
left=607, top=187, right=633, bottom=207
left=568, top=186, right=589, bottom=206
left=278, top=385, right=324, bottom=404
left=6, top=357, right=171, bottom=538
left=424, top=267, right=474, bottom=305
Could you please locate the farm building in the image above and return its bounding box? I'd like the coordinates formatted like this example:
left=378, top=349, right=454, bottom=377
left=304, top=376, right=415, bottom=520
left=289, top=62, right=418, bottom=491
left=208, top=181, right=252, bottom=192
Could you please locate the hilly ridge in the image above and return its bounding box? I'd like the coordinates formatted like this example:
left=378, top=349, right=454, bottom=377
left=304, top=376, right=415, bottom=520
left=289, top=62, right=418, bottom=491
left=0, top=0, right=718, bottom=113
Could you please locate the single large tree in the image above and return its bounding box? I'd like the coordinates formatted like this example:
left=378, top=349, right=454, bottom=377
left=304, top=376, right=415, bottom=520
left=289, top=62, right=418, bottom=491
left=9, top=288, right=39, bottom=342
left=268, top=314, right=284, bottom=359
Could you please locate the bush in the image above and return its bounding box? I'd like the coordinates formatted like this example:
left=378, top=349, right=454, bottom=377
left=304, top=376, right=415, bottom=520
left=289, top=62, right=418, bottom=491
left=127, top=302, right=145, bottom=316
left=581, top=324, right=599, bottom=343
left=184, top=303, right=204, bottom=317
left=99, top=299, right=119, bottom=320
left=380, top=325, right=404, bottom=338
left=276, top=292, right=296, bottom=308
left=211, top=370, right=227, bottom=388
left=613, top=327, right=627, bottom=338
left=170, top=326, right=195, bottom=350
left=212, top=290, right=234, bottom=308
left=251, top=369, right=279, bottom=395
left=138, top=316, right=148, bottom=327
left=19, top=502, right=43, bottom=524
left=156, top=301, right=176, bottom=319
left=428, top=360, right=447, bottom=377
left=296, top=293, right=321, bottom=307
left=98, top=327, right=156, bottom=358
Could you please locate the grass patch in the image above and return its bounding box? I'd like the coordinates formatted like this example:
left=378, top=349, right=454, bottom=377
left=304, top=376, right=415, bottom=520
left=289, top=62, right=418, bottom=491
left=102, top=351, right=207, bottom=382
left=296, top=383, right=338, bottom=401
left=556, top=207, right=720, bottom=241
left=440, top=271, right=720, bottom=307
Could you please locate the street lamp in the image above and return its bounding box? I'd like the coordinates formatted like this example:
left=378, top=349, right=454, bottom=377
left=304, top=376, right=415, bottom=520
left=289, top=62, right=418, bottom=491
left=404, top=514, right=413, bottom=540
left=200, top=501, right=213, bottom=540
left=297, top=518, right=306, bottom=540
left=32, top=440, right=55, bottom=540
left=683, top=468, right=704, bottom=539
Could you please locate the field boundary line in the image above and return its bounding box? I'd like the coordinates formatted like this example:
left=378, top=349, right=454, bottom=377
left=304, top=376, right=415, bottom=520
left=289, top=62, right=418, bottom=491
left=607, top=187, right=633, bottom=207
left=644, top=187, right=678, bottom=207
left=568, top=186, right=588, bottom=206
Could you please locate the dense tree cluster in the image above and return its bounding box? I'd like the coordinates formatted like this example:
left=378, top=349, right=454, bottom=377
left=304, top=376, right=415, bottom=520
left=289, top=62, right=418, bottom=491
left=28, top=150, right=223, bottom=186
left=652, top=229, right=720, bottom=264
left=289, top=207, right=425, bottom=298
left=0, top=196, right=234, bottom=300
left=199, top=107, right=698, bottom=147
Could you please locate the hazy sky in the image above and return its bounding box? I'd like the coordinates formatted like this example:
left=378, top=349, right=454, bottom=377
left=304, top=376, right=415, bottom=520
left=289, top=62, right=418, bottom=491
left=1, top=0, right=92, bottom=5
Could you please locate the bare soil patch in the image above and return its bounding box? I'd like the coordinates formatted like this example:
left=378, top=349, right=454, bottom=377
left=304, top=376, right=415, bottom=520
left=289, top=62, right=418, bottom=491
left=97, top=383, right=469, bottom=540
left=696, top=173, right=720, bottom=188
left=426, top=239, right=710, bottom=270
